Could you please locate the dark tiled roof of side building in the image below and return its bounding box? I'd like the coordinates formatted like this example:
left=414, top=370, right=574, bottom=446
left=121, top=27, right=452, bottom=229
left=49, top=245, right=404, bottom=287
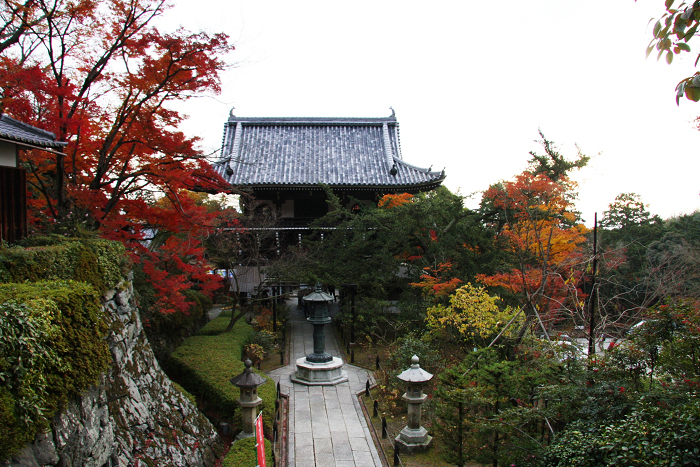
left=215, top=115, right=445, bottom=191
left=0, top=114, right=67, bottom=149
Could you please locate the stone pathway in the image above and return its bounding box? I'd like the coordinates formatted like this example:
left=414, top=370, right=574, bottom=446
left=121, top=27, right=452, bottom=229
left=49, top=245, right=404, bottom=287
left=267, top=300, right=383, bottom=467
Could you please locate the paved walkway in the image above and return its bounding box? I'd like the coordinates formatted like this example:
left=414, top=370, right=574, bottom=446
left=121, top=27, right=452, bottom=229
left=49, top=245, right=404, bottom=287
left=267, top=299, right=383, bottom=467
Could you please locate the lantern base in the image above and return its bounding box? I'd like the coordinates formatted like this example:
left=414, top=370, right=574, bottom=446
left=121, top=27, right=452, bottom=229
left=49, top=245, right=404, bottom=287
left=291, top=356, right=348, bottom=386
left=396, top=427, right=432, bottom=453
left=305, top=351, right=333, bottom=363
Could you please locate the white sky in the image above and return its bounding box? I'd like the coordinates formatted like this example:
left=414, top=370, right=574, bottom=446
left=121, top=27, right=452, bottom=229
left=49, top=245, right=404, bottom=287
left=163, top=0, right=700, bottom=225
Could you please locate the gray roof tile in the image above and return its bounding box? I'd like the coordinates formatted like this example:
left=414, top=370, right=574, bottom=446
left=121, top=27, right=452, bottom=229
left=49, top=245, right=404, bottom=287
left=0, top=115, right=67, bottom=149
left=215, top=116, right=445, bottom=190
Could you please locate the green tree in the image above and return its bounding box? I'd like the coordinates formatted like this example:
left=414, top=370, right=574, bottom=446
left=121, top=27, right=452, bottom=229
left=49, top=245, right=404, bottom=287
left=435, top=346, right=565, bottom=467
left=600, top=193, right=654, bottom=230
left=595, top=193, right=668, bottom=334
left=300, top=186, right=499, bottom=344
left=527, top=130, right=590, bottom=183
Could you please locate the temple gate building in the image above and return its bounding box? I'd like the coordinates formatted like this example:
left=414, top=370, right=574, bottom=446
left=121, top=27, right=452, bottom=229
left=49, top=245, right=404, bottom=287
left=212, top=112, right=446, bottom=295
left=214, top=112, right=445, bottom=227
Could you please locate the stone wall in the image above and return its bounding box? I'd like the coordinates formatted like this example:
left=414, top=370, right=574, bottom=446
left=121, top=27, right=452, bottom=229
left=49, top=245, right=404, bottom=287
left=4, top=274, right=221, bottom=467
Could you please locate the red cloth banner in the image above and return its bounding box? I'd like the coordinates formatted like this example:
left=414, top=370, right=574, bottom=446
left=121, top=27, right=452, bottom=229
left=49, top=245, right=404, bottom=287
left=255, top=413, right=266, bottom=467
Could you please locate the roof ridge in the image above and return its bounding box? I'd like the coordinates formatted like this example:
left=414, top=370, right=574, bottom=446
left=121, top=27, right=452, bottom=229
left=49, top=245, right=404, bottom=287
left=227, top=116, right=398, bottom=125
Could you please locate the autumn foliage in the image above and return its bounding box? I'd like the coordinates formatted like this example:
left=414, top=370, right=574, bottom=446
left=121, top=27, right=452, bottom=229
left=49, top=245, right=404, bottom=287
left=426, top=282, right=522, bottom=348
left=478, top=172, right=588, bottom=335
left=410, top=262, right=463, bottom=297
left=378, top=192, right=414, bottom=209
left=0, top=0, right=235, bottom=313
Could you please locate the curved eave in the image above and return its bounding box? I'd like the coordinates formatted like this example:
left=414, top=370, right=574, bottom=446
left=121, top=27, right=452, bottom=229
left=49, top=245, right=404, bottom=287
left=230, top=177, right=446, bottom=194
left=0, top=116, right=68, bottom=149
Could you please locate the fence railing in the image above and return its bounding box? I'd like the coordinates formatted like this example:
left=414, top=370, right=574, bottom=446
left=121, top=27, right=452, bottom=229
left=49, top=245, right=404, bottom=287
left=360, top=377, right=407, bottom=467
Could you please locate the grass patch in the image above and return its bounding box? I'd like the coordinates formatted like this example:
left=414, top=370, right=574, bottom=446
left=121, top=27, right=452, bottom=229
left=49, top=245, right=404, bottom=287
left=222, top=436, right=273, bottom=467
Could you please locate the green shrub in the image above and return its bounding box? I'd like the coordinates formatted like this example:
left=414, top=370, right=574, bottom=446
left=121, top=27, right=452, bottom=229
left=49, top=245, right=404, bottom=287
left=0, top=237, right=122, bottom=460
left=184, top=289, right=213, bottom=316
left=172, top=382, right=197, bottom=406
left=134, top=265, right=215, bottom=359
left=0, top=284, right=110, bottom=459
left=0, top=299, right=61, bottom=457
left=167, top=317, right=276, bottom=434
left=223, top=436, right=273, bottom=467
left=0, top=237, right=127, bottom=290
left=542, top=396, right=700, bottom=467
left=141, top=288, right=210, bottom=338
left=0, top=281, right=110, bottom=412
left=252, top=329, right=277, bottom=353
left=0, top=386, right=32, bottom=458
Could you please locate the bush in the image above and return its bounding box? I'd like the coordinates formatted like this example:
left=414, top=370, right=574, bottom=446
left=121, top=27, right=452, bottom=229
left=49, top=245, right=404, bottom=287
left=0, top=282, right=111, bottom=459
left=223, top=436, right=273, bottom=467
left=167, top=315, right=276, bottom=435
left=0, top=236, right=127, bottom=290
left=0, top=300, right=60, bottom=456
left=252, top=329, right=277, bottom=353
left=543, top=395, right=700, bottom=466
left=184, top=289, right=213, bottom=317
left=197, top=306, right=233, bottom=336
left=134, top=264, right=216, bottom=360
left=0, top=281, right=110, bottom=406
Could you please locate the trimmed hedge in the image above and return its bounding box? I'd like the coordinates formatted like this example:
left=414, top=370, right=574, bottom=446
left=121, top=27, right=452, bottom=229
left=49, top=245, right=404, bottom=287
left=223, top=436, right=273, bottom=467
left=196, top=306, right=234, bottom=336
left=0, top=235, right=127, bottom=290
left=167, top=313, right=277, bottom=435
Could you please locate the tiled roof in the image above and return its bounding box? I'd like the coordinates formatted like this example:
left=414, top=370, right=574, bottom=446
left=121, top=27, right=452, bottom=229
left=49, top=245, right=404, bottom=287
left=0, top=115, right=67, bottom=149
left=215, top=116, right=445, bottom=191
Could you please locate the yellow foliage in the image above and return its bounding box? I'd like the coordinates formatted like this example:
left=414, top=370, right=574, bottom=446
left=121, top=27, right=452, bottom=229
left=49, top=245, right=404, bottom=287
left=426, top=283, right=521, bottom=341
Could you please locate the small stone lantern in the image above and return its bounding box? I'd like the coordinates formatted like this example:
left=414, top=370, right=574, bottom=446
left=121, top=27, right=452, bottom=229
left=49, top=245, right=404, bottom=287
left=395, top=355, right=433, bottom=453
left=230, top=359, right=266, bottom=438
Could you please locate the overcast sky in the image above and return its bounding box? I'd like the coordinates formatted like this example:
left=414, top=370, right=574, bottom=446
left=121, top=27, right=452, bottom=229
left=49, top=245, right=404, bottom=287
left=162, top=0, right=700, bottom=224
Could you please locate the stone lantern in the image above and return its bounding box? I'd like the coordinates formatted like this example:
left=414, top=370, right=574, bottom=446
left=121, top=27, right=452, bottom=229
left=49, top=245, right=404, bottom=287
left=395, top=355, right=433, bottom=453
left=292, top=284, right=348, bottom=386
left=230, top=359, right=266, bottom=438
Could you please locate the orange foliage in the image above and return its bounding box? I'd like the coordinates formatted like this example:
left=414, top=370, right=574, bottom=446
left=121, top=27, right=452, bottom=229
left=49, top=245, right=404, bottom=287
left=478, top=173, right=588, bottom=320
left=378, top=193, right=414, bottom=209
left=410, top=262, right=463, bottom=297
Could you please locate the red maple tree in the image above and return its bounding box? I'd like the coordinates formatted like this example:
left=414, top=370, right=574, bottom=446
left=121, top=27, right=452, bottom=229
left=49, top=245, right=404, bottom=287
left=0, top=0, right=235, bottom=313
